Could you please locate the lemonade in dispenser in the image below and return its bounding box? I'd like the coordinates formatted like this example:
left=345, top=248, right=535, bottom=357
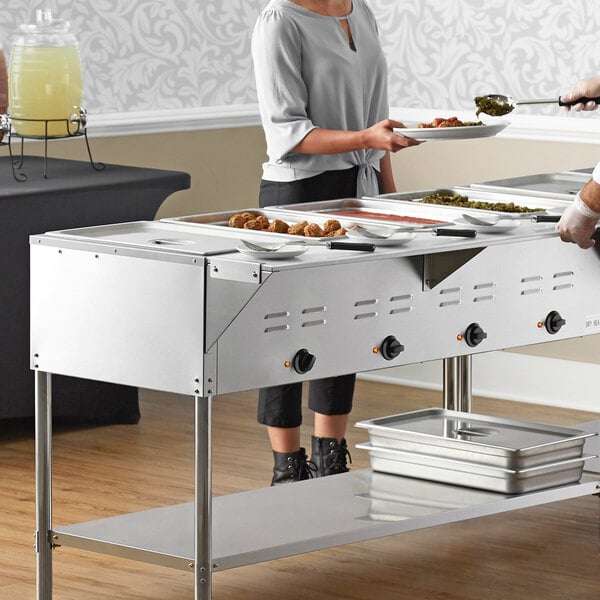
left=8, top=8, right=83, bottom=138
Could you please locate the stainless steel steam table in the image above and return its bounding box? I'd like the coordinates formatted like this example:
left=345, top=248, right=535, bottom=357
left=30, top=214, right=600, bottom=599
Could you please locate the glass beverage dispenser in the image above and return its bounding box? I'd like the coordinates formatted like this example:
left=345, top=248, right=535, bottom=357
left=8, top=8, right=83, bottom=138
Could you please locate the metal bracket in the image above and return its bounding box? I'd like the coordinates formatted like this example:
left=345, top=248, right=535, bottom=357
left=209, top=257, right=263, bottom=284
left=424, top=248, right=484, bottom=289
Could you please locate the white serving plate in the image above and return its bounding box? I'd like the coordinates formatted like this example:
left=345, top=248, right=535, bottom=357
left=394, top=121, right=509, bottom=141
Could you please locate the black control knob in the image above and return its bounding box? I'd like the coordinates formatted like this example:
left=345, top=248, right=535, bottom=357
left=292, top=348, right=316, bottom=374
left=545, top=311, right=566, bottom=335
left=464, top=323, right=487, bottom=347
left=380, top=335, right=405, bottom=361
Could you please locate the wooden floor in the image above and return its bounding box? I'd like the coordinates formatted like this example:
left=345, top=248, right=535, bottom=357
left=1, top=379, right=599, bottom=599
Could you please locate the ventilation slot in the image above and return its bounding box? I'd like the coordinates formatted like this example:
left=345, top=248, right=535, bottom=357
left=521, top=275, right=543, bottom=283
left=302, top=306, right=326, bottom=314
left=264, top=311, right=290, bottom=334
left=473, top=295, right=495, bottom=303
left=440, top=300, right=461, bottom=307
left=553, top=284, right=574, bottom=292
left=474, top=282, right=495, bottom=290
left=265, top=311, right=289, bottom=320
left=521, top=288, right=542, bottom=296
left=552, top=272, right=574, bottom=292
left=439, top=287, right=461, bottom=308
left=355, top=298, right=378, bottom=307
left=302, top=320, right=326, bottom=328
left=354, top=312, right=377, bottom=320
left=264, top=325, right=289, bottom=333
left=390, top=293, right=413, bottom=315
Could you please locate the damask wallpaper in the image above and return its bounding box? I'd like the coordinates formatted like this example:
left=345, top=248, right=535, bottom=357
left=0, top=0, right=598, bottom=119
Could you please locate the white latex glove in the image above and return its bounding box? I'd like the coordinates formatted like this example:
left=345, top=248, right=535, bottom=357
left=556, top=194, right=600, bottom=249
left=561, top=77, right=600, bottom=112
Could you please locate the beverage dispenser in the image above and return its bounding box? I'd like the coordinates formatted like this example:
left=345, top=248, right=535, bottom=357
left=8, top=8, right=83, bottom=138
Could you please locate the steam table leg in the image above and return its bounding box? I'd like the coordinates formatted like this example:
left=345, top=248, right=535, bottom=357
left=195, top=395, right=212, bottom=600
left=35, top=371, right=53, bottom=600
left=443, top=356, right=472, bottom=412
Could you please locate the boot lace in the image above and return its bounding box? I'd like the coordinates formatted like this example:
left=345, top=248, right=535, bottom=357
left=324, top=440, right=352, bottom=474
left=290, top=452, right=318, bottom=480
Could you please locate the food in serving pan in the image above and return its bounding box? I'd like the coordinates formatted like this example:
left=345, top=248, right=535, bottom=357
left=420, top=192, right=544, bottom=213
left=227, top=213, right=345, bottom=237
left=418, top=116, right=483, bottom=128
left=327, top=209, right=445, bottom=225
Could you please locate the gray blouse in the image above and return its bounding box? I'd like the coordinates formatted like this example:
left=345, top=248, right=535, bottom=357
left=251, top=0, right=389, bottom=196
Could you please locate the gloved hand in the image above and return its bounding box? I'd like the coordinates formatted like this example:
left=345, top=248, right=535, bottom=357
left=556, top=194, right=600, bottom=248
left=561, top=77, right=600, bottom=111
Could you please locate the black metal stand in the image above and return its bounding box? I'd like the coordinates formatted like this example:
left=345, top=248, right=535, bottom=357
left=0, top=110, right=104, bottom=181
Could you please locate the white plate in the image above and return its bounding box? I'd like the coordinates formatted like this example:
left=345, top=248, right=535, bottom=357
left=394, top=121, right=509, bottom=141
left=345, top=228, right=416, bottom=246
left=236, top=246, right=308, bottom=260
left=453, top=217, right=520, bottom=234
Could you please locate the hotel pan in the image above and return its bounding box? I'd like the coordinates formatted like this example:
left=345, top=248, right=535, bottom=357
left=357, top=443, right=593, bottom=494
left=355, top=408, right=595, bottom=469
left=468, top=171, right=589, bottom=200
left=368, top=187, right=570, bottom=215
left=162, top=208, right=353, bottom=242
left=273, top=190, right=568, bottom=222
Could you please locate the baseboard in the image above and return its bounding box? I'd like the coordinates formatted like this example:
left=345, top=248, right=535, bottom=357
left=358, top=351, right=600, bottom=414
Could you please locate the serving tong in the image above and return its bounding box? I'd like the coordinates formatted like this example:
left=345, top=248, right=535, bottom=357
left=348, top=224, right=477, bottom=240
left=240, top=238, right=375, bottom=252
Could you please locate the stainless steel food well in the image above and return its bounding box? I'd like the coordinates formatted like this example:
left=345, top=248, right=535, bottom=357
left=469, top=171, right=590, bottom=200
left=162, top=207, right=353, bottom=242
left=357, top=442, right=594, bottom=494
left=368, top=188, right=570, bottom=215
left=356, top=408, right=596, bottom=469
left=274, top=190, right=569, bottom=221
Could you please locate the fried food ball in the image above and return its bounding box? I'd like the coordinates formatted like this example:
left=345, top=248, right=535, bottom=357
left=323, top=219, right=342, bottom=234
left=304, top=223, right=325, bottom=237
left=267, top=219, right=289, bottom=234
left=228, top=213, right=249, bottom=228
left=288, top=220, right=308, bottom=236
left=241, top=212, right=258, bottom=220
left=253, top=215, right=270, bottom=229
left=243, top=218, right=264, bottom=230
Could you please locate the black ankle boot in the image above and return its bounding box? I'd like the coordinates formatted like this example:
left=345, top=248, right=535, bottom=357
left=271, top=447, right=316, bottom=486
left=310, top=436, right=352, bottom=477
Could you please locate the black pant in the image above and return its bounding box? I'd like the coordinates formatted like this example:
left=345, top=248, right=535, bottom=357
left=257, top=166, right=382, bottom=428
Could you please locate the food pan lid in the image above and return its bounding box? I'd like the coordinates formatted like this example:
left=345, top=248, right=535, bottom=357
left=355, top=408, right=596, bottom=452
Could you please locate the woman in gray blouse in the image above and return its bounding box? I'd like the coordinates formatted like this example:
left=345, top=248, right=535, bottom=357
left=252, top=0, right=421, bottom=485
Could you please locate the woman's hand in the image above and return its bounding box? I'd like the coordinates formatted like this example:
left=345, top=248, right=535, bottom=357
left=561, top=77, right=600, bottom=112
left=362, top=119, right=422, bottom=152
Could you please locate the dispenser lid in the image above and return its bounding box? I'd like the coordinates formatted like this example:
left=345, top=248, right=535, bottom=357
left=15, top=9, right=76, bottom=45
